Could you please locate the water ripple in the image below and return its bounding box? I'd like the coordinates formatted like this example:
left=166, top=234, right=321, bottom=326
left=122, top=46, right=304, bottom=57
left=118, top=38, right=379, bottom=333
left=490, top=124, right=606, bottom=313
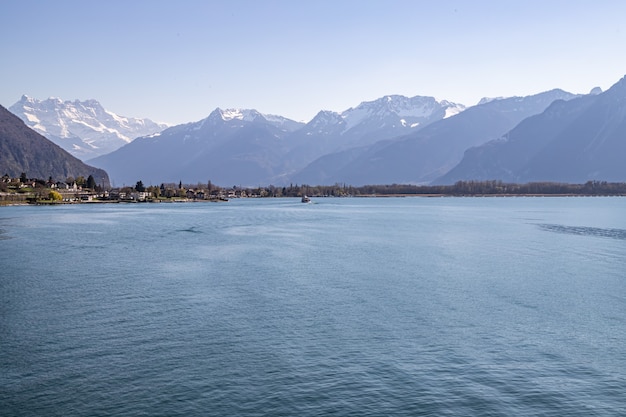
left=537, top=223, right=626, bottom=240
left=0, top=228, right=11, bottom=240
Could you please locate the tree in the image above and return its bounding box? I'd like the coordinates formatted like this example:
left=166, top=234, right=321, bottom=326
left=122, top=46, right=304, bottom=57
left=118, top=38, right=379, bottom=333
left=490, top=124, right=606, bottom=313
left=147, top=185, right=160, bottom=198
left=86, top=175, right=97, bottom=189
left=48, top=190, right=63, bottom=201
left=135, top=180, right=145, bottom=192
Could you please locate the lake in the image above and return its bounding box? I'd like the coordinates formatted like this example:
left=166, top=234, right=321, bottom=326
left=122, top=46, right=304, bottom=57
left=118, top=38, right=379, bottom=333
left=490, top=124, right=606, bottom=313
left=1, top=197, right=625, bottom=416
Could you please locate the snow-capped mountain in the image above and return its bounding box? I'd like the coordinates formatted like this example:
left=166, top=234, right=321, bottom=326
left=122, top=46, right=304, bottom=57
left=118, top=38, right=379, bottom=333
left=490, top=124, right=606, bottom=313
left=341, top=95, right=465, bottom=133
left=89, top=107, right=303, bottom=186
left=302, top=95, right=465, bottom=144
left=9, top=95, right=170, bottom=160
left=278, top=95, right=466, bottom=176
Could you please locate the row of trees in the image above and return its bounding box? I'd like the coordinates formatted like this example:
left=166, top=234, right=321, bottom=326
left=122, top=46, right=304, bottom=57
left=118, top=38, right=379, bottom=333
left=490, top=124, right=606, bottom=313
left=245, top=180, right=626, bottom=197
left=370, top=180, right=626, bottom=196
left=123, top=179, right=626, bottom=198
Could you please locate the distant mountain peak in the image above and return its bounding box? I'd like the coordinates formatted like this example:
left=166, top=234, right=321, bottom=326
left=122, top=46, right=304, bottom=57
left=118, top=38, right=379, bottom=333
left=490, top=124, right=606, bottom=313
left=201, top=107, right=302, bottom=132
left=339, top=94, right=465, bottom=133
left=19, top=94, right=36, bottom=103
left=347, top=94, right=462, bottom=113
left=218, top=108, right=265, bottom=122
left=309, top=110, right=345, bottom=129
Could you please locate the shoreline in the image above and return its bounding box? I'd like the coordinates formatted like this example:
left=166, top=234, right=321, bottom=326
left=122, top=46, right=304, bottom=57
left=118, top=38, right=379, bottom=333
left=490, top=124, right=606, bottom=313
left=353, top=193, right=626, bottom=198
left=2, top=194, right=625, bottom=207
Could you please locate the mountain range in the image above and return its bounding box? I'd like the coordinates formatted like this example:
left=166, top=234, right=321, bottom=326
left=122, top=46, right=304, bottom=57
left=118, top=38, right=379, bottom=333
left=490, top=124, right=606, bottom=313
left=89, top=95, right=466, bottom=186
left=0, top=105, right=109, bottom=185
left=5, top=74, right=626, bottom=187
left=9, top=96, right=169, bottom=160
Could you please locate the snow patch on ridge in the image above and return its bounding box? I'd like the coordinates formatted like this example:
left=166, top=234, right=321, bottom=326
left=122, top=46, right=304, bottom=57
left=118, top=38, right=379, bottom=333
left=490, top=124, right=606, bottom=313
left=444, top=106, right=463, bottom=118
left=220, top=108, right=262, bottom=122
left=24, top=113, right=40, bottom=123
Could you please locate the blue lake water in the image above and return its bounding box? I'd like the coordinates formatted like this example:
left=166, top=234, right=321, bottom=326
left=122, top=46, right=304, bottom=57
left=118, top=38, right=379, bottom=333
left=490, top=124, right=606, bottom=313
left=1, top=197, right=625, bottom=416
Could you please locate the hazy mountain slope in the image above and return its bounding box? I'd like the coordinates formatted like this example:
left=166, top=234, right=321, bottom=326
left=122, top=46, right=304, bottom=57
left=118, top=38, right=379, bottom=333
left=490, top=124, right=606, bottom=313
left=0, top=105, right=110, bottom=184
left=9, top=96, right=169, bottom=160
left=434, top=97, right=597, bottom=184
left=523, top=79, right=626, bottom=182
left=436, top=76, right=626, bottom=184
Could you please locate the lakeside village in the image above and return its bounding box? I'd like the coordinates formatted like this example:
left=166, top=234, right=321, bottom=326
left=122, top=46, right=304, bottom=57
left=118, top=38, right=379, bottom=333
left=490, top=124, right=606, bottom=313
left=0, top=173, right=354, bottom=205
left=3, top=173, right=626, bottom=206
left=0, top=174, right=235, bottom=205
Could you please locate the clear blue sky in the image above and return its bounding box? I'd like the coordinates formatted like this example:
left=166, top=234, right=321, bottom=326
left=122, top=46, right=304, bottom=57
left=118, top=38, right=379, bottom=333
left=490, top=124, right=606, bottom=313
left=1, top=0, right=625, bottom=125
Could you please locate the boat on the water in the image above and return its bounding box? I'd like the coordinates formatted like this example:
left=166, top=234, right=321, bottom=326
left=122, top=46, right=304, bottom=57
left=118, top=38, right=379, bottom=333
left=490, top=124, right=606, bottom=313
left=301, top=195, right=311, bottom=203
